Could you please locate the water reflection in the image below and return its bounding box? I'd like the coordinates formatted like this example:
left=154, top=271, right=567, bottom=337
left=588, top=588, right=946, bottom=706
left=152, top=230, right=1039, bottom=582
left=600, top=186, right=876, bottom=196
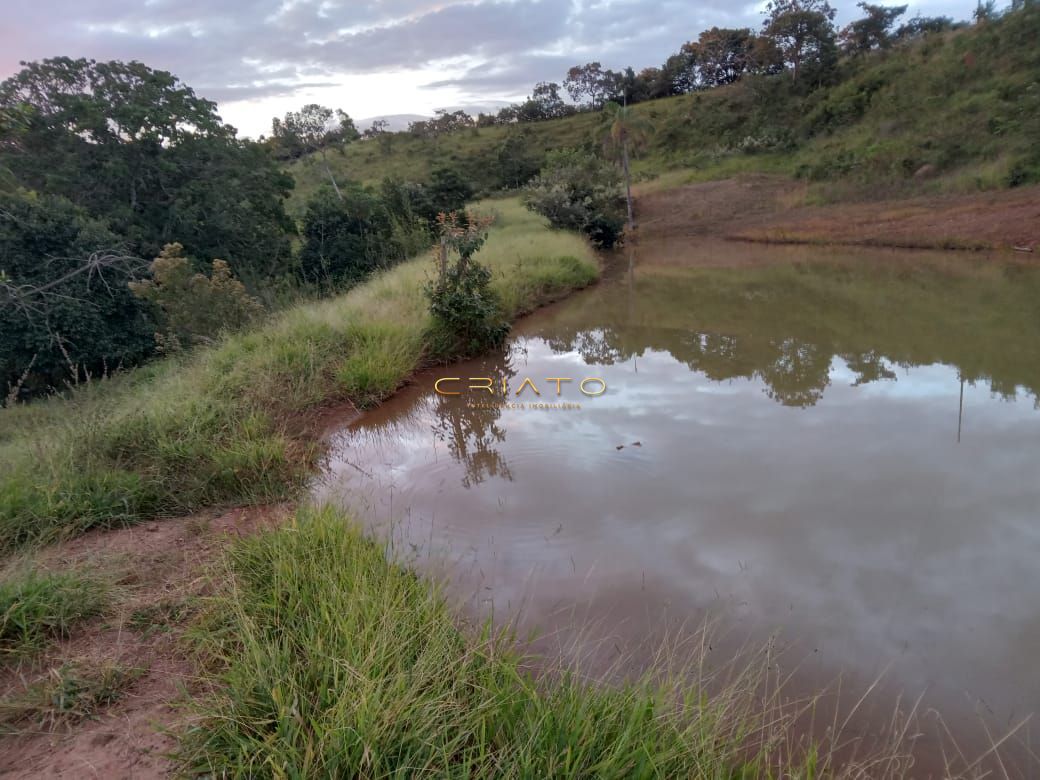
left=535, top=255, right=1040, bottom=408
left=315, top=243, right=1040, bottom=764
left=431, top=354, right=516, bottom=488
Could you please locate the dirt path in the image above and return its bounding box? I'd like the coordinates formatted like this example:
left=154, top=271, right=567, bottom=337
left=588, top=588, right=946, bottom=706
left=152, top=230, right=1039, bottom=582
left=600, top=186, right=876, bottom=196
left=635, top=175, right=1040, bottom=252
left=0, top=504, right=289, bottom=779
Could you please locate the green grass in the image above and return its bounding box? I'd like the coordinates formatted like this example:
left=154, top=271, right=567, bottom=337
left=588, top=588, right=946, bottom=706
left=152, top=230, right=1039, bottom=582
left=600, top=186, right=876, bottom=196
left=0, top=199, right=597, bottom=551
left=180, top=505, right=847, bottom=778
left=0, top=567, right=110, bottom=658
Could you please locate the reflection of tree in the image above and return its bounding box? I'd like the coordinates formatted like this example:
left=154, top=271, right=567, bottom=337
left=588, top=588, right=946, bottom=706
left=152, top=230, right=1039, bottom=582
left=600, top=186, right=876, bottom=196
left=759, top=338, right=833, bottom=408
left=526, top=260, right=1040, bottom=408
left=431, top=353, right=517, bottom=488
left=544, top=327, right=626, bottom=365
left=843, top=351, right=897, bottom=387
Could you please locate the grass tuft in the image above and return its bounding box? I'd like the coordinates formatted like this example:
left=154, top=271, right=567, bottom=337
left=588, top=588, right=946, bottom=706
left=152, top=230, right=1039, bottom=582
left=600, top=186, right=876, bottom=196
left=0, top=661, right=141, bottom=733
left=0, top=568, right=110, bottom=658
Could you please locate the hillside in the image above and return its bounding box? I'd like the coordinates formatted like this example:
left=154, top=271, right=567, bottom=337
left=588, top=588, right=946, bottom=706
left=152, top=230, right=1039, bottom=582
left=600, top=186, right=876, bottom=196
left=289, top=6, right=1040, bottom=213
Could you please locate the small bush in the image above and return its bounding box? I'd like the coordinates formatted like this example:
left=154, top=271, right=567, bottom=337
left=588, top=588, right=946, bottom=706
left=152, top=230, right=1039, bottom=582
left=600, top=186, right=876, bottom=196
left=129, top=243, right=264, bottom=352
left=524, top=149, right=626, bottom=248
left=424, top=212, right=509, bottom=355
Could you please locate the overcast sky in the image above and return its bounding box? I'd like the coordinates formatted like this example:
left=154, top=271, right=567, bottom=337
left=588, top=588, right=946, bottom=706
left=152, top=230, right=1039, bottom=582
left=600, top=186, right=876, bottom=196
left=3, top=0, right=977, bottom=138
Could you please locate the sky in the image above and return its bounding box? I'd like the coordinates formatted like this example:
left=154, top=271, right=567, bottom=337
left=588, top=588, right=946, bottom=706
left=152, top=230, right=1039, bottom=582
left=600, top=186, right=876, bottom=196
left=2, top=0, right=978, bottom=138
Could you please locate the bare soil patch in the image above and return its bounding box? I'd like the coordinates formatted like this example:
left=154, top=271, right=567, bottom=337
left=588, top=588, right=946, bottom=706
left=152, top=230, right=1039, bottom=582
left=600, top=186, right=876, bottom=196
left=0, top=504, right=290, bottom=779
left=635, top=175, right=1040, bottom=252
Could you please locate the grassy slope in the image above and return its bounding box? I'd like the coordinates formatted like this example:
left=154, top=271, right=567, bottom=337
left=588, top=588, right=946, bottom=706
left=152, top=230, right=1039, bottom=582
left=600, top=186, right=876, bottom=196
left=291, top=7, right=1040, bottom=210
left=0, top=199, right=597, bottom=550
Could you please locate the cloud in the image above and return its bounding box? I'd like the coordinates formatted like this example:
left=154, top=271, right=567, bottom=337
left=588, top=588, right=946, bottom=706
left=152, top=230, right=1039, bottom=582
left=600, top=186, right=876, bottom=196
left=2, top=0, right=980, bottom=136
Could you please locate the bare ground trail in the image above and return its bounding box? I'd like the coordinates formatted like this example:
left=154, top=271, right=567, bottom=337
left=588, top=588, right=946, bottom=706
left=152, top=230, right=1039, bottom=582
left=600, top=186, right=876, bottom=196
left=0, top=505, right=290, bottom=779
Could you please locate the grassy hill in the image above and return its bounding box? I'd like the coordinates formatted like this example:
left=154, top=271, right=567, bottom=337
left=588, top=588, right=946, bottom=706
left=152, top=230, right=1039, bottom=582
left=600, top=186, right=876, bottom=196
left=289, top=6, right=1040, bottom=212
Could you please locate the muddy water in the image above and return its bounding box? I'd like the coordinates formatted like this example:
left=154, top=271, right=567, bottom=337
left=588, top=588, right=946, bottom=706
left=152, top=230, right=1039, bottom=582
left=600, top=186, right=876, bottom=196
left=315, top=240, right=1040, bottom=762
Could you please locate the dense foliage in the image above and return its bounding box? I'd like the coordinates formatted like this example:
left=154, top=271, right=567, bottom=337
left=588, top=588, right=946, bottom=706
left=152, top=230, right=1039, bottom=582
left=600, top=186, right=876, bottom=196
left=0, top=191, right=155, bottom=398
left=0, top=58, right=295, bottom=397
left=297, top=168, right=473, bottom=290
left=0, top=58, right=294, bottom=278
left=298, top=186, right=398, bottom=288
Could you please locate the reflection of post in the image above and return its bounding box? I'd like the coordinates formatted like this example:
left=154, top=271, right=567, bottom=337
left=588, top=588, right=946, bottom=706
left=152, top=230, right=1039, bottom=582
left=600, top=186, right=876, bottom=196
left=627, top=244, right=637, bottom=373
left=957, top=375, right=964, bottom=444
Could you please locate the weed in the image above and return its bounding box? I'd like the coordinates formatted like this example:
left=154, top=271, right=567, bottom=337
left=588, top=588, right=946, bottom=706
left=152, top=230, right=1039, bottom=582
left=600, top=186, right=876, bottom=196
left=0, top=662, right=142, bottom=733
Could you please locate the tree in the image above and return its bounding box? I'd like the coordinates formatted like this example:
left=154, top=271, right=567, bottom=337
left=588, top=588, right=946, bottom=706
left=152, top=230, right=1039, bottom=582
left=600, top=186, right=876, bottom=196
left=683, top=28, right=760, bottom=87
left=363, top=119, right=390, bottom=137
left=840, top=3, right=908, bottom=52
left=762, top=0, right=838, bottom=83
left=272, top=104, right=357, bottom=199
left=495, top=131, right=541, bottom=189
left=0, top=58, right=295, bottom=282
left=564, top=62, right=610, bottom=108
left=630, top=67, right=673, bottom=101
left=156, top=137, right=294, bottom=283
left=515, top=81, right=570, bottom=122
left=431, top=110, right=474, bottom=134
left=427, top=167, right=474, bottom=214
left=661, top=51, right=699, bottom=94
left=297, top=186, right=391, bottom=288
left=599, top=101, right=652, bottom=231
left=895, top=15, right=955, bottom=38
left=363, top=119, right=393, bottom=155
left=0, top=57, right=228, bottom=222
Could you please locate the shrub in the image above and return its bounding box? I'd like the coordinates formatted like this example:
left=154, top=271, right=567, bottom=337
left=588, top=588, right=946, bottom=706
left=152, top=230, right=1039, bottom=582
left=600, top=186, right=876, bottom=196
left=129, top=243, right=264, bottom=352
left=424, top=212, right=508, bottom=355
left=0, top=191, right=155, bottom=400
left=297, top=186, right=393, bottom=289
left=523, top=150, right=626, bottom=248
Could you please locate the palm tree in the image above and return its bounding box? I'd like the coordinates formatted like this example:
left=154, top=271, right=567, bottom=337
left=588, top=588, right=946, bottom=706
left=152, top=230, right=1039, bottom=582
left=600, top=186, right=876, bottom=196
left=599, top=100, right=652, bottom=231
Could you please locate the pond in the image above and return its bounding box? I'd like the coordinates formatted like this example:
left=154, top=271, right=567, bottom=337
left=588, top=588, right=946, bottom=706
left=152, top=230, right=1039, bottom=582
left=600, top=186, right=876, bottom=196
left=314, top=238, right=1040, bottom=764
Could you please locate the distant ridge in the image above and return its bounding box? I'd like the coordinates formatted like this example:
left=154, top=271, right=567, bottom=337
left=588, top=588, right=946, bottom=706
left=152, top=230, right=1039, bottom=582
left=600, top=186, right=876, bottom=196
left=356, top=114, right=428, bottom=132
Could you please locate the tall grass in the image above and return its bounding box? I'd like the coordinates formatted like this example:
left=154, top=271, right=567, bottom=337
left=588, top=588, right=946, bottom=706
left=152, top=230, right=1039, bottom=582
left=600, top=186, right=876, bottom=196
left=182, top=506, right=968, bottom=778
left=0, top=199, right=597, bottom=550
left=179, top=506, right=784, bottom=777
